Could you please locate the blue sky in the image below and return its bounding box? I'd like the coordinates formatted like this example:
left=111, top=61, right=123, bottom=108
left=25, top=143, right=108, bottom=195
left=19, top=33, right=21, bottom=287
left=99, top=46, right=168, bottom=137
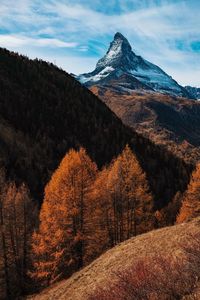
left=0, top=0, right=200, bottom=86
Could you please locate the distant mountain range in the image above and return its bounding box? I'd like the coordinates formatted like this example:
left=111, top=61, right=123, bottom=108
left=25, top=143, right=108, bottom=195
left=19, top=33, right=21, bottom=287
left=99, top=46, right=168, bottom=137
left=77, top=32, right=194, bottom=99
left=185, top=86, right=200, bottom=100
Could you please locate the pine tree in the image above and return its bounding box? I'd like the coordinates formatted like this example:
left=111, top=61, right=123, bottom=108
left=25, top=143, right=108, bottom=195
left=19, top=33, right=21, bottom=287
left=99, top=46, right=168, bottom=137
left=177, top=163, right=200, bottom=223
left=31, top=148, right=97, bottom=288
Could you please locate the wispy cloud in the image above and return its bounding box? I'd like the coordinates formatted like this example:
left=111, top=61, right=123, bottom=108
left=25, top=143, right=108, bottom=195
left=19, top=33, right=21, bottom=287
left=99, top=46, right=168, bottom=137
left=0, top=0, right=199, bottom=86
left=0, top=35, right=78, bottom=48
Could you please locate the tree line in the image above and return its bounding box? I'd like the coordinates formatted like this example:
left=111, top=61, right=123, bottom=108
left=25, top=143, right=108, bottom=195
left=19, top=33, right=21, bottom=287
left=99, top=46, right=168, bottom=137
left=30, top=146, right=154, bottom=290
left=0, top=146, right=153, bottom=298
left=0, top=145, right=199, bottom=299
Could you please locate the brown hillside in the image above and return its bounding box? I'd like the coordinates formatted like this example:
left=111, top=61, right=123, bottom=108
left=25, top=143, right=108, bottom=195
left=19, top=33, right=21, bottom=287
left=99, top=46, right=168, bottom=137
left=29, top=218, right=200, bottom=300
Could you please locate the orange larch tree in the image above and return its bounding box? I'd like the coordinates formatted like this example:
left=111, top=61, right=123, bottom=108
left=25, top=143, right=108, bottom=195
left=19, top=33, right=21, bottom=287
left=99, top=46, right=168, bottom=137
left=31, top=148, right=97, bottom=288
left=107, top=145, right=153, bottom=243
left=89, top=145, right=153, bottom=251
left=177, top=163, right=200, bottom=223
left=85, top=167, right=111, bottom=261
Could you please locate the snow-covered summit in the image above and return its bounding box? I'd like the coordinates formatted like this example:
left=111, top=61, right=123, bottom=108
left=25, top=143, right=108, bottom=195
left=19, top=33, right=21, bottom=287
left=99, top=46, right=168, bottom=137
left=96, top=32, right=132, bottom=69
left=76, top=33, right=192, bottom=98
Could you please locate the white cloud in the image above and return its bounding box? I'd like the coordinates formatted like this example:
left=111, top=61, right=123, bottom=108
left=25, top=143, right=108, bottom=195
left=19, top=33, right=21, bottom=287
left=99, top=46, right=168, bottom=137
left=78, top=46, right=89, bottom=52
left=0, top=35, right=78, bottom=48
left=43, top=1, right=199, bottom=40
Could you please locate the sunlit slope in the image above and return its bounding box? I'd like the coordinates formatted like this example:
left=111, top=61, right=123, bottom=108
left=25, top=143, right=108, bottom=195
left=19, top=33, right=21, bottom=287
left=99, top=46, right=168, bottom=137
left=30, top=218, right=200, bottom=300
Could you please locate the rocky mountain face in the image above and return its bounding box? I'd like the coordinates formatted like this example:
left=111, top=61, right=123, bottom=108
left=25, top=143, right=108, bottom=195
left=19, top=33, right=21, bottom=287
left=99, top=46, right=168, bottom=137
left=185, top=86, right=200, bottom=100
left=77, top=32, right=193, bottom=98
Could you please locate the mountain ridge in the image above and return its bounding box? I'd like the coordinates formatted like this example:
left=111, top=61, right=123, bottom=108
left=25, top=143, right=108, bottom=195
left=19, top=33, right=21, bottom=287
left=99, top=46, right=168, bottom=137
left=185, top=86, right=200, bottom=100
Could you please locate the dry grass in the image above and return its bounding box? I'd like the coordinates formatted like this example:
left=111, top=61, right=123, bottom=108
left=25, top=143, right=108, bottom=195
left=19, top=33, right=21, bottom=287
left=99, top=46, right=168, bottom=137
left=29, top=218, right=200, bottom=300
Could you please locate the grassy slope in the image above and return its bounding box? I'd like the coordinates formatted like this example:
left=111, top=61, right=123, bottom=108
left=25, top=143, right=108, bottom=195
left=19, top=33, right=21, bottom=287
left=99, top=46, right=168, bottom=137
left=29, top=219, right=200, bottom=300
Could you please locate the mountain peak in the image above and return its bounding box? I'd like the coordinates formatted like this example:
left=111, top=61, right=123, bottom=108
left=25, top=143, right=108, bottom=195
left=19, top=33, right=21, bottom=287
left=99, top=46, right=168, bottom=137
left=95, top=33, right=132, bottom=70
left=112, top=32, right=132, bottom=52
left=114, top=32, right=127, bottom=41
left=76, top=34, right=193, bottom=98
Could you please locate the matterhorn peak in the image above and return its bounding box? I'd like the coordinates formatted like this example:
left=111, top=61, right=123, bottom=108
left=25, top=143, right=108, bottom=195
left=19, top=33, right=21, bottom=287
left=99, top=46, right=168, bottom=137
left=76, top=33, right=192, bottom=98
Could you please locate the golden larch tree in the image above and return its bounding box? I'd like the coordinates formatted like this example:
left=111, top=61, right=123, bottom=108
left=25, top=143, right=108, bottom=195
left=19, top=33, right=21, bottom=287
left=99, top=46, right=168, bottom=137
left=177, top=163, right=200, bottom=223
left=85, top=167, right=111, bottom=261
left=31, top=148, right=97, bottom=288
left=89, top=145, right=153, bottom=250
left=107, top=145, right=153, bottom=243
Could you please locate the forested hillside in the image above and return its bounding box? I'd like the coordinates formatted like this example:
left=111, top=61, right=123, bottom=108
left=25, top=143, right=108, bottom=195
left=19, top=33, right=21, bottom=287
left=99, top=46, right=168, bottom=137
left=0, top=48, right=192, bottom=208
